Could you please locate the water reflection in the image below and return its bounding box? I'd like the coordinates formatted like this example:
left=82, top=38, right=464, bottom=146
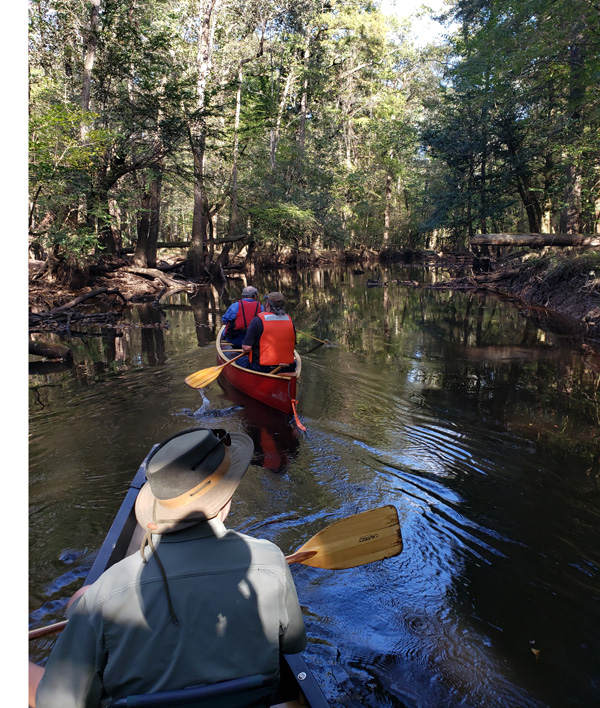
left=137, top=304, right=167, bottom=365
left=217, top=378, right=300, bottom=474
left=29, top=265, right=600, bottom=708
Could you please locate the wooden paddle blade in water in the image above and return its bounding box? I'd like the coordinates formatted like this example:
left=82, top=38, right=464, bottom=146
left=184, top=367, right=222, bottom=389
left=184, top=353, right=245, bottom=389
left=286, top=505, right=403, bottom=569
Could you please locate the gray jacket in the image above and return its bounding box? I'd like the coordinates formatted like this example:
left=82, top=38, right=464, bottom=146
left=36, top=519, right=307, bottom=708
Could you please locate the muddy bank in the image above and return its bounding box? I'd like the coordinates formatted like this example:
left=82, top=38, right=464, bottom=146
left=431, top=250, right=600, bottom=344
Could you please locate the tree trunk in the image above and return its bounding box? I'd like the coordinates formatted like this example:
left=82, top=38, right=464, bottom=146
left=227, top=61, right=243, bottom=245
left=383, top=173, right=392, bottom=245
left=515, top=176, right=542, bottom=233
left=186, top=0, right=219, bottom=280
left=81, top=0, right=100, bottom=137
left=89, top=185, right=118, bottom=254
left=467, top=158, right=474, bottom=242
left=146, top=168, right=163, bottom=268
left=134, top=165, right=163, bottom=268
left=270, top=69, right=294, bottom=170
left=298, top=43, right=310, bottom=153
left=560, top=35, right=585, bottom=234
left=134, top=190, right=151, bottom=266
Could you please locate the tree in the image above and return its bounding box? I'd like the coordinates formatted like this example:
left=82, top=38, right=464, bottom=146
left=424, top=0, right=600, bottom=240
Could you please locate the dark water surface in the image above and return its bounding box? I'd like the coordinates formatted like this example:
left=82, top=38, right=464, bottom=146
left=29, top=266, right=600, bottom=707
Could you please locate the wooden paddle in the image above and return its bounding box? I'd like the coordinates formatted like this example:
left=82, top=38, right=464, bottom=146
left=296, top=330, right=334, bottom=347
left=29, top=506, right=402, bottom=640
left=29, top=620, right=69, bottom=641
left=286, top=505, right=402, bottom=569
left=184, top=353, right=245, bottom=389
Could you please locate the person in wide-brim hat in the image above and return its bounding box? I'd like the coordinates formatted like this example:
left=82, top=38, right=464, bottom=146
left=135, top=427, right=254, bottom=534
left=31, top=426, right=308, bottom=707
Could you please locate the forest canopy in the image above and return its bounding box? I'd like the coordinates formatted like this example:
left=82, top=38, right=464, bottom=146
left=28, top=0, right=600, bottom=282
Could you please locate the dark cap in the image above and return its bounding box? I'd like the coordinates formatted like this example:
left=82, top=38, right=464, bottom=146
left=265, top=291, right=285, bottom=305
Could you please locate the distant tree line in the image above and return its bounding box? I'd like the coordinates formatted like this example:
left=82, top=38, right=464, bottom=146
left=28, top=0, right=599, bottom=284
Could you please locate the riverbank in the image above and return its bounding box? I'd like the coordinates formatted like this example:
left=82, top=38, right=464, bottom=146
left=432, top=249, right=600, bottom=345
left=28, top=247, right=600, bottom=345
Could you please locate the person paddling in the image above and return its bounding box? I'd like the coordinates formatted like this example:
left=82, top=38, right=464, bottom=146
left=29, top=427, right=307, bottom=708
left=239, top=292, right=297, bottom=374
left=222, top=286, right=263, bottom=348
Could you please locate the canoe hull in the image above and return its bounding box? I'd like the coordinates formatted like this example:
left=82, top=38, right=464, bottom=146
left=216, top=326, right=301, bottom=415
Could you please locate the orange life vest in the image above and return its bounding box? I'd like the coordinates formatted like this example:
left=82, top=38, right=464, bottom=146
left=252, top=312, right=295, bottom=366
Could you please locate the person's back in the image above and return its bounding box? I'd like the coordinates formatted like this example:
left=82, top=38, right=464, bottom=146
left=223, top=286, right=262, bottom=348
left=240, top=292, right=296, bottom=373
left=31, top=428, right=307, bottom=708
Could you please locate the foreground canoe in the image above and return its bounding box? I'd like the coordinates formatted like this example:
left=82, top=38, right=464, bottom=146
left=216, top=325, right=301, bottom=415
left=79, top=452, right=330, bottom=708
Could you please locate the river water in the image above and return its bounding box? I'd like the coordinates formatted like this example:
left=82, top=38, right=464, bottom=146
left=29, top=265, right=600, bottom=708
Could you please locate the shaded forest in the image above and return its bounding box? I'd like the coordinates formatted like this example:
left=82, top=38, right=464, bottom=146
left=28, top=0, right=599, bottom=287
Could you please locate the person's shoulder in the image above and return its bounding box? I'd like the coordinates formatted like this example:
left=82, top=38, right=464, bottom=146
left=74, top=552, right=142, bottom=610
left=231, top=530, right=287, bottom=565
left=223, top=301, right=238, bottom=318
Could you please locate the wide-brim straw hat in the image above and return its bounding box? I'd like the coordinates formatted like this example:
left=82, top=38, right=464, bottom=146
left=135, top=427, right=254, bottom=534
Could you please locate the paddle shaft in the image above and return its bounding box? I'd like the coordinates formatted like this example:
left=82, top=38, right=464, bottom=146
left=29, top=620, right=68, bottom=640
left=296, top=330, right=332, bottom=346
left=216, top=352, right=245, bottom=371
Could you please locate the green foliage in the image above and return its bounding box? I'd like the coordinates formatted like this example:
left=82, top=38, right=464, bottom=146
left=29, top=104, right=114, bottom=259
left=423, top=0, right=600, bottom=237
left=31, top=0, right=599, bottom=268
left=249, top=202, right=319, bottom=240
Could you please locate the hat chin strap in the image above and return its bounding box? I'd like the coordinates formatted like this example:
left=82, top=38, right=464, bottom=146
left=138, top=448, right=233, bottom=626
left=140, top=518, right=179, bottom=626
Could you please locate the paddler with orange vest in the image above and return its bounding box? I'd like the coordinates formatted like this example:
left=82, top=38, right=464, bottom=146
left=239, top=291, right=297, bottom=373
left=221, top=286, right=263, bottom=347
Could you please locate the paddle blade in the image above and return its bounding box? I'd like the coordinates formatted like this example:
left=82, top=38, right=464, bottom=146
left=286, top=505, right=402, bottom=569
left=184, top=366, right=223, bottom=389
left=184, top=353, right=245, bottom=389
left=291, top=399, right=307, bottom=432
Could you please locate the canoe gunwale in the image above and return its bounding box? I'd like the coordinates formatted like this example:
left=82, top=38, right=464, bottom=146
left=216, top=325, right=302, bottom=380
left=215, top=326, right=301, bottom=414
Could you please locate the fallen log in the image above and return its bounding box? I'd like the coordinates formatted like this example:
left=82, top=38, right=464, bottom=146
left=29, top=360, right=73, bottom=376
left=29, top=340, right=72, bottom=360
left=121, top=266, right=191, bottom=289
left=471, top=233, right=600, bottom=247
left=50, top=287, right=127, bottom=314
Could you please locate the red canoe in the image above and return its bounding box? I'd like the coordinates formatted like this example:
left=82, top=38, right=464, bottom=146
left=216, top=326, right=301, bottom=415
